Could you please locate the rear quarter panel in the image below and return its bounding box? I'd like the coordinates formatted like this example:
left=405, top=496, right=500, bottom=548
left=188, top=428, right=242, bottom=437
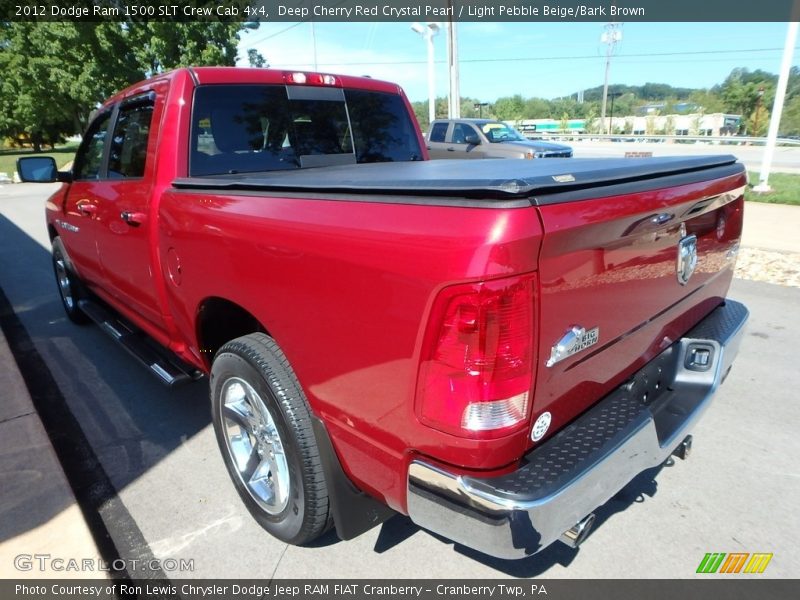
left=157, top=191, right=543, bottom=511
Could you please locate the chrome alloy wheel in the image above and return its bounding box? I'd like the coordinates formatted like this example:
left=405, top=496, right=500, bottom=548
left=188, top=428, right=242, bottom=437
left=55, top=257, right=74, bottom=311
left=220, top=377, right=290, bottom=514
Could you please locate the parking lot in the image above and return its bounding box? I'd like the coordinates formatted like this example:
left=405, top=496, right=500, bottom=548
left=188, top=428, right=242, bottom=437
left=1, top=182, right=798, bottom=579
left=571, top=139, right=800, bottom=173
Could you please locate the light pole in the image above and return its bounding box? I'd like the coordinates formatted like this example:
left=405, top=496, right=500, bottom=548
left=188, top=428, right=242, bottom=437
left=411, top=22, right=440, bottom=125
left=446, top=12, right=460, bottom=118
left=600, top=22, right=622, bottom=135
left=474, top=102, right=488, bottom=118
left=608, top=92, right=622, bottom=135
left=752, top=86, right=765, bottom=137
left=755, top=21, right=798, bottom=192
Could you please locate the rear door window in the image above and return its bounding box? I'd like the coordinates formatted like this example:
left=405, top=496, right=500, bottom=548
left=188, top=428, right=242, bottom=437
left=428, top=122, right=448, bottom=143
left=73, top=112, right=112, bottom=180
left=108, top=100, right=154, bottom=179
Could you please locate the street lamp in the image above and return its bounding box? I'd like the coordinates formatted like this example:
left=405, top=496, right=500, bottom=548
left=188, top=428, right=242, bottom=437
left=753, top=86, right=766, bottom=138
left=411, top=22, right=440, bottom=125
left=474, top=102, right=488, bottom=118
left=608, top=92, right=622, bottom=135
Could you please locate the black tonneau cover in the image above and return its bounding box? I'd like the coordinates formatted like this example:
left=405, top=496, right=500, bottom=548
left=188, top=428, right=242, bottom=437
left=172, top=155, right=744, bottom=205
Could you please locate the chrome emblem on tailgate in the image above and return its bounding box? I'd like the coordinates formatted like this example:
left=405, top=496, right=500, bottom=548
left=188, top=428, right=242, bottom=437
left=677, top=223, right=698, bottom=286
left=546, top=326, right=599, bottom=367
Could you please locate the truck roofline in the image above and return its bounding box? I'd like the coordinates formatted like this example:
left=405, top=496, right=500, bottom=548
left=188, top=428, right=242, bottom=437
left=103, top=67, right=404, bottom=109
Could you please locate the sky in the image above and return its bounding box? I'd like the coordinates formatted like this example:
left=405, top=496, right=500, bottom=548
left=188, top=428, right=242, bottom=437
left=236, top=21, right=800, bottom=103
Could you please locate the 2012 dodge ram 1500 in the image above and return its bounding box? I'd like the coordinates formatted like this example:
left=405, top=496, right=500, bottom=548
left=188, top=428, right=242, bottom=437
left=18, top=67, right=748, bottom=559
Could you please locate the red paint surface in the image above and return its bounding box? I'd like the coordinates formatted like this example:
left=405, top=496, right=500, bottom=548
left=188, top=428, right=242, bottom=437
left=45, top=68, right=745, bottom=514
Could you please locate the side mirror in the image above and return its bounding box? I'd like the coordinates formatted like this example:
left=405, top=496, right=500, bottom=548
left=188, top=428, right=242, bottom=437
left=465, top=134, right=480, bottom=145
left=16, top=156, right=58, bottom=183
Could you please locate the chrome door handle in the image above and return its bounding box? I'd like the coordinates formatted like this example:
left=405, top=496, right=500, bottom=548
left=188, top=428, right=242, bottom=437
left=77, top=203, right=97, bottom=216
left=121, top=211, right=146, bottom=226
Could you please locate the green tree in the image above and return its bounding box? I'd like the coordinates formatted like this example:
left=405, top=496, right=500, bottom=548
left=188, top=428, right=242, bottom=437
left=0, top=23, right=141, bottom=149
left=717, top=69, right=774, bottom=122
left=523, top=97, right=552, bottom=119
left=247, top=48, right=267, bottom=68
left=492, top=94, right=525, bottom=121
left=126, top=22, right=242, bottom=75
left=780, top=94, right=800, bottom=135
left=624, top=118, right=634, bottom=135
left=411, top=101, right=429, bottom=132
left=688, top=89, right=726, bottom=114
left=0, top=21, right=257, bottom=149
left=460, top=98, right=485, bottom=118
left=583, top=106, right=599, bottom=134
left=747, top=107, right=771, bottom=137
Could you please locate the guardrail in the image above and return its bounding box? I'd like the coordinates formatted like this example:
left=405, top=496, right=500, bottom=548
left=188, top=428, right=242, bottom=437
left=524, top=133, right=800, bottom=147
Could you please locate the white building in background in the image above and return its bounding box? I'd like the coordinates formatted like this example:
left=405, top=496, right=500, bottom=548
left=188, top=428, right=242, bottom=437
left=517, top=113, right=742, bottom=137
left=611, top=113, right=742, bottom=136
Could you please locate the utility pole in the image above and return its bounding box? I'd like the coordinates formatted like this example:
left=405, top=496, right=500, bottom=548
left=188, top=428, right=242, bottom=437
left=446, top=1, right=460, bottom=118
left=600, top=22, right=622, bottom=135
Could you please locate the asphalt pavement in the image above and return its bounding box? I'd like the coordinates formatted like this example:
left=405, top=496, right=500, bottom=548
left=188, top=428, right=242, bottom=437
left=1, top=182, right=798, bottom=580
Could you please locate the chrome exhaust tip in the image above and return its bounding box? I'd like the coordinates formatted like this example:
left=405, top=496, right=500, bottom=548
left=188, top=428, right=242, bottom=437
left=673, top=435, right=693, bottom=460
left=559, top=513, right=596, bottom=549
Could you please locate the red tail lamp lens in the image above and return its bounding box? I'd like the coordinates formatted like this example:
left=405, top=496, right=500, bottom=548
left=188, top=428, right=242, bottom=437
left=416, top=275, right=536, bottom=439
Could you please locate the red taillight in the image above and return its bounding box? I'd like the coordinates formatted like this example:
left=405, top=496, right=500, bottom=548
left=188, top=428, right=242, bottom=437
left=416, top=274, right=536, bottom=439
left=284, top=72, right=339, bottom=86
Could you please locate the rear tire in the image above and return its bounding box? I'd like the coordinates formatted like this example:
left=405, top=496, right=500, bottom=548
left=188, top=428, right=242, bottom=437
left=210, top=333, right=331, bottom=545
left=52, top=237, right=90, bottom=324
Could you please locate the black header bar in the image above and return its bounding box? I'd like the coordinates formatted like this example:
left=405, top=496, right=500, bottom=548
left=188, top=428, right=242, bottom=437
left=4, top=0, right=800, bottom=23
left=1, top=579, right=795, bottom=600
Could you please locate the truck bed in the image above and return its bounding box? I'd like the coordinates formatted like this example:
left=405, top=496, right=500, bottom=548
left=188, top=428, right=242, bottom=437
left=173, top=155, right=743, bottom=204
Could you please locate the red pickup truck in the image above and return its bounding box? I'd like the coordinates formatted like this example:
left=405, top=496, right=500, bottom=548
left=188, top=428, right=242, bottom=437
left=18, top=67, right=748, bottom=560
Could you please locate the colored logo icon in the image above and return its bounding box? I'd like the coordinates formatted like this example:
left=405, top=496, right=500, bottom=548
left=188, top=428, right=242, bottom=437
left=696, top=552, right=773, bottom=574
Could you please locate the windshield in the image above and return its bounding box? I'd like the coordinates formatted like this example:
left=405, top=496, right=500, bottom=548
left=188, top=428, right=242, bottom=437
left=190, top=85, right=422, bottom=176
left=478, top=122, right=527, bottom=143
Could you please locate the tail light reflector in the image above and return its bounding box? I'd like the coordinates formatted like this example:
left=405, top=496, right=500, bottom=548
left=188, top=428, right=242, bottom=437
left=416, top=274, right=536, bottom=439
left=284, top=72, right=339, bottom=86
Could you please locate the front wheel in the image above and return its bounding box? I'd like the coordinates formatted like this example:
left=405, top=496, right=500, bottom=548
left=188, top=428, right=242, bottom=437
left=52, top=237, right=89, bottom=324
left=210, top=333, right=331, bottom=545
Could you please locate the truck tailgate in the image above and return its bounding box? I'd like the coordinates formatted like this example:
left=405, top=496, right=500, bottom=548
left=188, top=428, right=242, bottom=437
left=530, top=162, right=746, bottom=447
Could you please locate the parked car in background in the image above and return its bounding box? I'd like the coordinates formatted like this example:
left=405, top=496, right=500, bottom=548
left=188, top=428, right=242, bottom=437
left=426, top=118, right=573, bottom=159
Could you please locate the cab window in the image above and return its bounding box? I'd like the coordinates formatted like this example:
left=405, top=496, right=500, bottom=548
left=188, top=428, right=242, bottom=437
left=190, top=85, right=421, bottom=176
left=108, top=101, right=155, bottom=179
left=72, top=113, right=112, bottom=180
left=428, top=122, right=448, bottom=143
left=451, top=123, right=475, bottom=144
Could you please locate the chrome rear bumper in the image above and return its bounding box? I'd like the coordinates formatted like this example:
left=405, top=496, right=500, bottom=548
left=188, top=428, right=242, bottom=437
left=407, top=300, right=748, bottom=560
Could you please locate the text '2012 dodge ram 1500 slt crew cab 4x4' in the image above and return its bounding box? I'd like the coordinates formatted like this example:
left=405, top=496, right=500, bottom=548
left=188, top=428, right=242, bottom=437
left=18, top=67, right=748, bottom=560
